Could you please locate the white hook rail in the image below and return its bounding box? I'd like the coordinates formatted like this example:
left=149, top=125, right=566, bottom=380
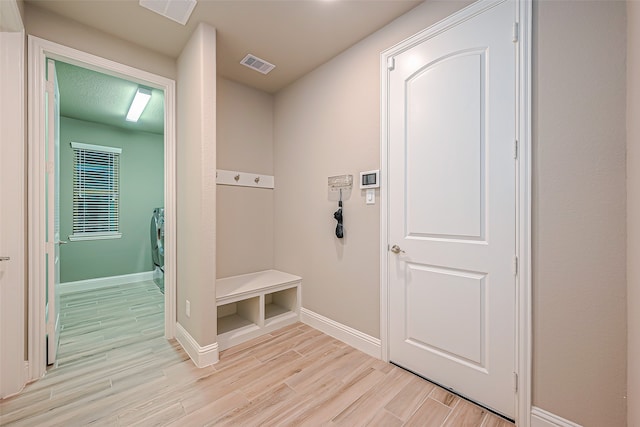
left=216, top=169, right=275, bottom=189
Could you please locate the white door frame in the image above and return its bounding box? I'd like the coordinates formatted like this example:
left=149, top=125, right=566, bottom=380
left=27, top=36, right=177, bottom=380
left=379, top=0, right=532, bottom=425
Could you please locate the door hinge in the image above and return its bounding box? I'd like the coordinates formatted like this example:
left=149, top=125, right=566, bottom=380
left=387, top=57, right=395, bottom=71
left=512, top=22, right=519, bottom=43
left=514, top=139, right=518, bottom=159
left=46, top=161, right=54, bottom=174
left=513, top=372, right=518, bottom=392
left=513, top=255, right=519, bottom=276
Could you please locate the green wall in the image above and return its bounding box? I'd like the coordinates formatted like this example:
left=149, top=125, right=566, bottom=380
left=60, top=117, right=164, bottom=282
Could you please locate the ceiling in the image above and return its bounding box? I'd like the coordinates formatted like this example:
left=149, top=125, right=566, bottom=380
left=26, top=0, right=423, bottom=94
left=55, top=61, right=165, bottom=134
left=35, top=0, right=423, bottom=134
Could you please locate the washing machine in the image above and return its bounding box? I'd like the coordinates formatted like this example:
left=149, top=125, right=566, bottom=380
left=150, top=207, right=164, bottom=293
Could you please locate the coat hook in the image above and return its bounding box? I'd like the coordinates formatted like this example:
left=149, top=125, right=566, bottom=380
left=254, top=176, right=260, bottom=184
left=234, top=174, right=240, bottom=182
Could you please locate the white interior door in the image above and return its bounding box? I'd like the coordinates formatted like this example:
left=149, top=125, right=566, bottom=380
left=388, top=0, right=516, bottom=418
left=46, top=58, right=61, bottom=365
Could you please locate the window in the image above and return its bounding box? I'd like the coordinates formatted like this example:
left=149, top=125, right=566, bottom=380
left=69, top=142, right=122, bottom=241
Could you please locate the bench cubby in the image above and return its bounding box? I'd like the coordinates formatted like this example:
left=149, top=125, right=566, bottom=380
left=216, top=270, right=301, bottom=351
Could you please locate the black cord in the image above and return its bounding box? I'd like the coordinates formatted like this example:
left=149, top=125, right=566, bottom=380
left=334, top=189, right=344, bottom=238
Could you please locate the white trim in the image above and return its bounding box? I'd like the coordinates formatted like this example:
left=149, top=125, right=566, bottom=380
left=24, top=361, right=29, bottom=386
left=28, top=35, right=47, bottom=381
left=379, top=38, right=390, bottom=363
left=163, top=57, right=177, bottom=341
left=28, top=36, right=177, bottom=381
left=70, top=141, right=122, bottom=154
left=59, top=271, right=155, bottom=295
left=531, top=407, right=583, bottom=427
left=300, top=308, right=381, bottom=359
left=175, top=323, right=219, bottom=368
left=516, top=1, right=533, bottom=425
left=379, top=1, right=532, bottom=426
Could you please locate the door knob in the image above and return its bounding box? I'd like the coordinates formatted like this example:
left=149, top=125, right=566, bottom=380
left=390, top=245, right=405, bottom=254
left=57, top=240, right=68, bottom=245
left=0, top=256, right=10, bottom=261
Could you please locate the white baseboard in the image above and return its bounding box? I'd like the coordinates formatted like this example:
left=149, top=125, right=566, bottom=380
left=175, top=323, right=219, bottom=368
left=531, top=407, right=583, bottom=427
left=59, top=271, right=155, bottom=295
left=300, top=308, right=381, bottom=359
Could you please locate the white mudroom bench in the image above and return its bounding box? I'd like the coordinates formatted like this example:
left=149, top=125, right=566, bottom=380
left=216, top=269, right=301, bottom=351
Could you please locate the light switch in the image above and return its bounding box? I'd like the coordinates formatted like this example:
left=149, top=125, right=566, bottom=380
left=366, top=189, right=375, bottom=205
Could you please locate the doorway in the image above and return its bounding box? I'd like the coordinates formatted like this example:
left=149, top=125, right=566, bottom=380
left=381, top=0, right=531, bottom=423
left=28, top=36, right=177, bottom=380
left=47, top=59, right=166, bottom=366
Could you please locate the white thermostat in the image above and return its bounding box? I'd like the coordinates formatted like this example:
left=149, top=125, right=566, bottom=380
left=360, top=169, right=380, bottom=189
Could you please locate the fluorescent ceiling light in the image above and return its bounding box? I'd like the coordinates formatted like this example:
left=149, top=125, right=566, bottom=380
left=126, top=87, right=152, bottom=122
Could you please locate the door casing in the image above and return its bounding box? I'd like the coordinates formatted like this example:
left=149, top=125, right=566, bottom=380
left=379, top=0, right=532, bottom=425
left=27, top=36, right=177, bottom=380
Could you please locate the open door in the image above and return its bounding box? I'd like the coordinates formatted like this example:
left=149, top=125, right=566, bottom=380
left=46, top=58, right=61, bottom=365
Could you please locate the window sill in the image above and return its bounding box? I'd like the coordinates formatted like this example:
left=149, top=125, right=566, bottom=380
left=68, top=233, right=122, bottom=242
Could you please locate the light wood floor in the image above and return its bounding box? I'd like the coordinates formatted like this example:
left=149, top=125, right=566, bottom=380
left=0, top=280, right=514, bottom=426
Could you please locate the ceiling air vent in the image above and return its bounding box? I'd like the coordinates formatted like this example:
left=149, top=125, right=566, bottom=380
left=240, top=54, right=276, bottom=75
left=139, top=0, right=197, bottom=26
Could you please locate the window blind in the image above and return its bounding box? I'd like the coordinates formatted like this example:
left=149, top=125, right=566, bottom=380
left=70, top=142, right=122, bottom=240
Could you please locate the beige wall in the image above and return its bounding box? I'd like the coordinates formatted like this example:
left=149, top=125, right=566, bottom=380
left=0, top=0, right=23, bottom=31
left=16, top=0, right=24, bottom=23
left=0, top=20, right=26, bottom=398
left=628, top=1, right=640, bottom=426
left=274, top=0, right=471, bottom=339
left=275, top=0, right=628, bottom=424
left=217, top=78, right=274, bottom=278
left=176, top=23, right=217, bottom=346
left=24, top=3, right=175, bottom=79
left=532, top=1, right=627, bottom=426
